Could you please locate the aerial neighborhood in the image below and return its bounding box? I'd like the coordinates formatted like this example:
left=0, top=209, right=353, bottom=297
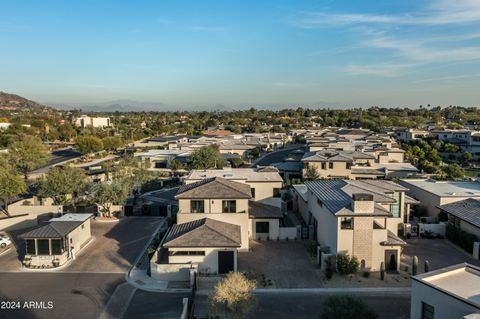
left=1, top=95, right=480, bottom=319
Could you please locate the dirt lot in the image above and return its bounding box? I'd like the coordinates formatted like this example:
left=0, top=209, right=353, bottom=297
left=238, top=240, right=325, bottom=288
left=0, top=216, right=164, bottom=273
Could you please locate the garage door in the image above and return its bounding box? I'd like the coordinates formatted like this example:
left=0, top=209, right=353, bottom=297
left=218, top=251, right=234, bottom=274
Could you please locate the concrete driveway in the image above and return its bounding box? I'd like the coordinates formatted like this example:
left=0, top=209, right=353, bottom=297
left=0, top=216, right=164, bottom=273
left=238, top=240, right=324, bottom=288
left=402, top=238, right=480, bottom=274
left=68, top=216, right=163, bottom=272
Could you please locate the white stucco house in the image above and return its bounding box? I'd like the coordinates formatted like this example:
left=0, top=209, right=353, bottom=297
left=411, top=263, right=480, bottom=319
left=294, top=180, right=418, bottom=271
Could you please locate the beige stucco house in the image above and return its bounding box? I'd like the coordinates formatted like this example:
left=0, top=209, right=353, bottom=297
left=162, top=176, right=288, bottom=274
left=297, top=180, right=418, bottom=271
left=301, top=149, right=417, bottom=180
left=19, top=214, right=92, bottom=268
left=400, top=179, right=480, bottom=218
left=185, top=167, right=284, bottom=207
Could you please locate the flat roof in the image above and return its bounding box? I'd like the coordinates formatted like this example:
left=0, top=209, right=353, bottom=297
left=401, top=179, right=480, bottom=197
left=50, top=213, right=93, bottom=222
left=186, top=168, right=283, bottom=182
left=414, top=263, right=480, bottom=309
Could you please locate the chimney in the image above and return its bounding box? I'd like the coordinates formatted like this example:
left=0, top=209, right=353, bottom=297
left=352, top=193, right=374, bottom=214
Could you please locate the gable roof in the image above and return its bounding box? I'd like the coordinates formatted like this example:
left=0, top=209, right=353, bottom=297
left=19, top=221, right=82, bottom=239
left=175, top=177, right=252, bottom=199
left=163, top=218, right=241, bottom=248
left=438, top=198, right=480, bottom=228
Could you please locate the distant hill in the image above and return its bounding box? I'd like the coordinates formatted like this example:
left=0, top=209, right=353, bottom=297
left=0, top=91, right=53, bottom=112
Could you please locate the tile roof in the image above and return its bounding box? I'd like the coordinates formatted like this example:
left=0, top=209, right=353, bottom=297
left=301, top=150, right=375, bottom=162
left=248, top=201, right=284, bottom=219
left=163, top=218, right=241, bottom=248
left=438, top=198, right=480, bottom=228
left=19, top=221, right=82, bottom=238
left=175, top=177, right=252, bottom=199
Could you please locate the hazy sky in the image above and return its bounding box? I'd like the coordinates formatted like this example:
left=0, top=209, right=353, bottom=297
left=2, top=0, right=480, bottom=108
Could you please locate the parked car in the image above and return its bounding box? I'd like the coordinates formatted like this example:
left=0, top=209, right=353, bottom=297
left=0, top=235, right=12, bottom=248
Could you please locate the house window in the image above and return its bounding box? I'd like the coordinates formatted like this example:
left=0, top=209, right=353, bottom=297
left=273, top=188, right=281, bottom=198
left=341, top=217, right=353, bottom=229
left=321, top=163, right=326, bottom=170
left=421, top=302, right=434, bottom=319
left=51, top=239, right=64, bottom=255
left=329, top=162, right=334, bottom=169
left=169, top=250, right=206, bottom=256
left=25, top=239, right=36, bottom=255
left=37, top=239, right=50, bottom=255
left=251, top=188, right=255, bottom=199
left=256, top=221, right=270, bottom=234
left=190, top=200, right=204, bottom=213
left=81, top=224, right=85, bottom=229
left=222, top=200, right=236, bottom=213
left=389, top=192, right=401, bottom=218
left=346, top=162, right=352, bottom=169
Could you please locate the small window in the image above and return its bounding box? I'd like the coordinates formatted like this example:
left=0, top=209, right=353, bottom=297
left=273, top=188, right=281, bottom=198
left=256, top=221, right=270, bottom=234
left=251, top=188, right=255, bottom=198
left=321, top=163, right=326, bottom=170
left=190, top=200, right=205, bottom=213
left=346, top=162, right=352, bottom=169
left=341, top=217, right=353, bottom=229
left=25, top=239, right=36, bottom=255
left=421, top=302, right=434, bottom=319
left=81, top=224, right=85, bottom=229
left=222, top=200, right=236, bottom=213
left=329, top=162, right=333, bottom=169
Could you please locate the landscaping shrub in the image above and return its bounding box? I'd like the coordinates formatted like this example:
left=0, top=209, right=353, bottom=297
left=325, top=256, right=334, bottom=279
left=446, top=224, right=477, bottom=254
left=336, top=253, right=359, bottom=275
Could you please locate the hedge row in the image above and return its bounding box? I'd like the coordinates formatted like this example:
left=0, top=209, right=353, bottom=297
left=446, top=224, right=477, bottom=254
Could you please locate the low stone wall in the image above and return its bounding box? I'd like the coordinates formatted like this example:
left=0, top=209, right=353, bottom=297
left=151, top=263, right=193, bottom=281
left=279, top=226, right=298, bottom=240
left=0, top=214, right=38, bottom=231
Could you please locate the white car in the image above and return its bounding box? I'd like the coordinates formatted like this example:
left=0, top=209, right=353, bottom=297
left=0, top=235, right=12, bottom=248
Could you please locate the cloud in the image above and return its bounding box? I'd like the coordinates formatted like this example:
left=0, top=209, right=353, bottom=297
left=292, top=0, right=480, bottom=28
left=343, top=63, right=413, bottom=77
left=289, top=0, right=480, bottom=78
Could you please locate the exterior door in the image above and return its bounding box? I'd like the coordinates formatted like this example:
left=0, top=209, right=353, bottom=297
left=385, top=250, right=398, bottom=272
left=218, top=251, right=234, bottom=274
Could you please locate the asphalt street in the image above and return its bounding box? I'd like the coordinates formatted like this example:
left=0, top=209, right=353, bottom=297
left=252, top=145, right=305, bottom=167
left=0, top=272, right=124, bottom=319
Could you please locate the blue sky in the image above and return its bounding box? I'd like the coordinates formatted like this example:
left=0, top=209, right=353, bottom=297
left=2, top=0, right=480, bottom=108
